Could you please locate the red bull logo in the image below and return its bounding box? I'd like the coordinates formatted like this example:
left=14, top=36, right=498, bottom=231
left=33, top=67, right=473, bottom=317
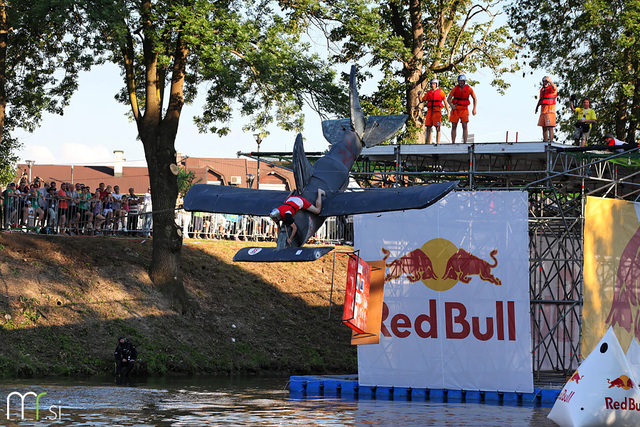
left=608, top=375, right=635, bottom=390
left=382, top=238, right=501, bottom=291
left=606, top=226, right=640, bottom=337
left=568, top=370, right=583, bottom=384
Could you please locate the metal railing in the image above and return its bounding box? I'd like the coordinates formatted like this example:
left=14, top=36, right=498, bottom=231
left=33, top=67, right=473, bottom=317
left=1, top=192, right=353, bottom=245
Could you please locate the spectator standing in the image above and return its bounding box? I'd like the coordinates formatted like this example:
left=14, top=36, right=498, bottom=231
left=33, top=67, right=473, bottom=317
left=447, top=74, right=477, bottom=144
left=3, top=183, right=17, bottom=228
left=92, top=190, right=106, bottom=232
left=421, top=78, right=450, bottom=144
left=141, top=187, right=152, bottom=237
left=126, top=188, right=140, bottom=235
left=112, top=185, right=126, bottom=232
left=57, top=183, right=70, bottom=234
left=535, top=76, right=558, bottom=143
left=570, top=97, right=596, bottom=147
left=68, top=183, right=81, bottom=235
left=193, top=211, right=204, bottom=239
left=78, top=186, right=93, bottom=233
left=44, top=187, right=58, bottom=231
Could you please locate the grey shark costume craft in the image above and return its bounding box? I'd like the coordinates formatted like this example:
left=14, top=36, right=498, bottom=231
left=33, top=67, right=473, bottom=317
left=184, top=65, right=458, bottom=262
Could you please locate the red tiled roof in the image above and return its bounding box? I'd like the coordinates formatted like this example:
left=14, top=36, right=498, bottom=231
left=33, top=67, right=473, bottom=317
left=181, top=157, right=294, bottom=188
left=15, top=156, right=295, bottom=191
left=15, top=164, right=150, bottom=192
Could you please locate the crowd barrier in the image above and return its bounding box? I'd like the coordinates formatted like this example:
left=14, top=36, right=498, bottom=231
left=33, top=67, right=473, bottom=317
left=1, top=193, right=152, bottom=237
left=1, top=194, right=353, bottom=245
left=177, top=211, right=354, bottom=245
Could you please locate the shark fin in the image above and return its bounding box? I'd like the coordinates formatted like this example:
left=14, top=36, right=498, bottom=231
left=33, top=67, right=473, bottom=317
left=349, top=65, right=366, bottom=140
left=292, top=133, right=312, bottom=193
left=361, top=114, right=408, bottom=148
left=322, top=66, right=407, bottom=147
left=321, top=118, right=351, bottom=145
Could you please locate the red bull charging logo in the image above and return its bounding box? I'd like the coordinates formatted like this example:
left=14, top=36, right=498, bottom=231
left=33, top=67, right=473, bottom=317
left=608, top=375, right=635, bottom=390
left=382, top=238, right=502, bottom=291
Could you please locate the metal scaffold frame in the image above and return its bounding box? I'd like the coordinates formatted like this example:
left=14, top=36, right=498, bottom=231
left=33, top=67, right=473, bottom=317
left=250, top=141, right=640, bottom=380
left=351, top=141, right=640, bottom=380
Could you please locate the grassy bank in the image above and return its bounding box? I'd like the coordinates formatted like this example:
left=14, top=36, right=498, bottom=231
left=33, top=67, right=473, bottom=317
left=0, top=233, right=356, bottom=377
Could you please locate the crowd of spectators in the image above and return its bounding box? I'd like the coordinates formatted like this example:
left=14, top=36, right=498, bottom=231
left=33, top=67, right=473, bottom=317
left=0, top=176, right=351, bottom=244
left=0, top=176, right=152, bottom=237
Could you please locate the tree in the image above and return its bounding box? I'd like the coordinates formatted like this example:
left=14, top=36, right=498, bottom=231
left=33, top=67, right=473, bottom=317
left=294, top=0, right=518, bottom=144
left=507, top=0, right=640, bottom=142
left=0, top=0, right=93, bottom=182
left=177, top=166, right=201, bottom=196
left=81, top=0, right=344, bottom=312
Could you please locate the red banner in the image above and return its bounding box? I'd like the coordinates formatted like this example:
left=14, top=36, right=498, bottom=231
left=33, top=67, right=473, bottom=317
left=343, top=254, right=371, bottom=334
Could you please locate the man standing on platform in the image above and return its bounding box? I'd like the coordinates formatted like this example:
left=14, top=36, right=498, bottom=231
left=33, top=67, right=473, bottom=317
left=570, top=96, right=596, bottom=147
left=535, top=76, right=558, bottom=143
left=447, top=74, right=477, bottom=144
left=421, top=78, right=450, bottom=144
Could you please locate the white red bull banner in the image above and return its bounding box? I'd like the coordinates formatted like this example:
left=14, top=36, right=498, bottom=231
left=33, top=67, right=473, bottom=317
left=583, top=197, right=640, bottom=358
left=354, top=191, right=533, bottom=392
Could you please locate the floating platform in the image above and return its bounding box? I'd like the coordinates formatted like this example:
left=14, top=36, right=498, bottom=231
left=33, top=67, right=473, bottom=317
left=288, top=375, right=562, bottom=408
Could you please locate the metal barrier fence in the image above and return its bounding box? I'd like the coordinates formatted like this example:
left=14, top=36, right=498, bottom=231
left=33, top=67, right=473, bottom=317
left=1, top=193, right=353, bottom=245
left=177, top=211, right=354, bottom=245
left=1, top=193, right=153, bottom=237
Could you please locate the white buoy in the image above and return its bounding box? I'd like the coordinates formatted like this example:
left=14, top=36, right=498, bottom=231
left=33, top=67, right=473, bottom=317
left=548, top=327, right=640, bottom=427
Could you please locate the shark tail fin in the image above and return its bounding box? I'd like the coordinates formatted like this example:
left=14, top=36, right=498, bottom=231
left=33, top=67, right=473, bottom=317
left=292, top=133, right=312, bottom=193
left=322, top=65, right=408, bottom=147
left=361, top=114, right=409, bottom=148
left=349, top=65, right=366, bottom=140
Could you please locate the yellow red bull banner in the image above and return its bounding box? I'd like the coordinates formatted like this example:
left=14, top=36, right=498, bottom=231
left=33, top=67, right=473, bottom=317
left=355, top=191, right=533, bottom=392
left=583, top=197, right=640, bottom=358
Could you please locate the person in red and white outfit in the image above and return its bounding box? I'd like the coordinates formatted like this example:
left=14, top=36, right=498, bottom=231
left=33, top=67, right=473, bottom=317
left=270, top=188, right=326, bottom=244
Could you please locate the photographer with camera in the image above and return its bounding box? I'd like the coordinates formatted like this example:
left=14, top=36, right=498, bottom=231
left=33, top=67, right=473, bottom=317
left=535, top=76, right=558, bottom=143
left=570, top=95, right=596, bottom=147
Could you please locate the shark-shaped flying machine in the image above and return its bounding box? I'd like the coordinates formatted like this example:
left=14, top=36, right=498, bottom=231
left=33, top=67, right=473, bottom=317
left=184, top=66, right=458, bottom=262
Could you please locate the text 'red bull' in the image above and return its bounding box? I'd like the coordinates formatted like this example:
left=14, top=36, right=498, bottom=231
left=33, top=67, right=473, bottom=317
left=605, top=397, right=640, bottom=411
left=381, top=300, right=516, bottom=341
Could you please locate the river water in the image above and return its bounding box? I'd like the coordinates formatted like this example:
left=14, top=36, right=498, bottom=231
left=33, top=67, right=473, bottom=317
left=0, top=376, right=557, bottom=426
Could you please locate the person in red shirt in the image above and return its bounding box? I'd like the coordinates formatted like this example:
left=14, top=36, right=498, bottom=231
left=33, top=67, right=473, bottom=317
left=57, top=182, right=70, bottom=234
left=421, top=78, right=450, bottom=144
left=447, top=74, right=477, bottom=144
left=270, top=188, right=326, bottom=244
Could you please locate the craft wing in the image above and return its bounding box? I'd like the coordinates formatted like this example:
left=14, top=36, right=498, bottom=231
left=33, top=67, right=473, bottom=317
left=319, top=181, right=458, bottom=217
left=183, top=184, right=289, bottom=215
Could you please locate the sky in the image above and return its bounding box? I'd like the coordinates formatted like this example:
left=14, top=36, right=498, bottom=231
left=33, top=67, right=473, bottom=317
left=14, top=61, right=549, bottom=168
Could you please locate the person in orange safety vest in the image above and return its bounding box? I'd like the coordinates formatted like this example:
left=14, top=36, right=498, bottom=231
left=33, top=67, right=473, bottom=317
left=420, top=78, right=450, bottom=144
left=446, top=74, right=477, bottom=144
left=535, top=76, right=558, bottom=143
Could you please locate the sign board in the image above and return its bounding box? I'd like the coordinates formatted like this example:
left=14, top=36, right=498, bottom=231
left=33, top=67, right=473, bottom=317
left=354, top=191, right=533, bottom=392
left=343, top=254, right=371, bottom=334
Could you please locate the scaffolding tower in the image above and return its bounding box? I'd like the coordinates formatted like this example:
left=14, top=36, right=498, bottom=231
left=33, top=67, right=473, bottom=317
left=350, top=141, right=640, bottom=380
left=248, top=141, right=640, bottom=379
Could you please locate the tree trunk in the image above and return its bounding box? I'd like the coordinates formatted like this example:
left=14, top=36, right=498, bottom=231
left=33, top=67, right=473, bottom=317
left=0, top=0, right=8, bottom=143
left=627, top=71, right=640, bottom=143
left=141, top=126, right=192, bottom=314
left=406, top=0, right=426, bottom=144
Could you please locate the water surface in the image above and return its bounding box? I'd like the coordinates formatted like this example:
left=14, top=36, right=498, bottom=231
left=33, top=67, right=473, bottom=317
left=0, top=376, right=556, bottom=426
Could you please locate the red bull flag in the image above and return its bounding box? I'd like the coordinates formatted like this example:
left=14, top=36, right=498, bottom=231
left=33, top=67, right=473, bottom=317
left=583, top=197, right=640, bottom=358
left=354, top=191, right=533, bottom=393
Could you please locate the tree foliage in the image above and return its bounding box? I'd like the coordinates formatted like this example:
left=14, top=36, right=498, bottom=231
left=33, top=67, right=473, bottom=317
left=507, top=0, right=640, bottom=142
left=289, top=0, right=518, bottom=143
left=80, top=0, right=344, bottom=309
left=0, top=0, right=93, bottom=181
